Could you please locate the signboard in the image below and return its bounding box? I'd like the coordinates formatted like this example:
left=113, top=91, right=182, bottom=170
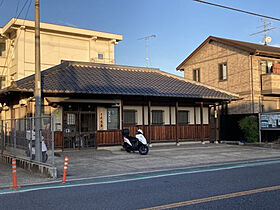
left=260, top=112, right=280, bottom=129
left=99, top=107, right=104, bottom=130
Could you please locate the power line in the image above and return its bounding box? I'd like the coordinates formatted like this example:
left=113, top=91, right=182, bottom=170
left=0, top=0, right=4, bottom=8
left=15, top=0, right=20, bottom=15
left=15, top=0, right=30, bottom=20
left=0, top=0, right=32, bottom=78
left=193, top=0, right=280, bottom=22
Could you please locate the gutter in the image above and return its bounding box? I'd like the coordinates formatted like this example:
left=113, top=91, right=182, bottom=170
left=250, top=55, right=255, bottom=113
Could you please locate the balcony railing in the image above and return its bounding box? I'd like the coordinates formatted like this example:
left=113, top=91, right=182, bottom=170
left=261, top=73, right=280, bottom=95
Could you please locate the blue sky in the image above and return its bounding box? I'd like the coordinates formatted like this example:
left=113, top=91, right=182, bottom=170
left=1, top=0, right=280, bottom=76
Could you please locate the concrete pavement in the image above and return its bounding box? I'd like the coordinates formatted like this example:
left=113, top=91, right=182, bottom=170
left=1, top=143, right=280, bottom=188
left=56, top=143, right=280, bottom=179
left=0, top=162, right=52, bottom=188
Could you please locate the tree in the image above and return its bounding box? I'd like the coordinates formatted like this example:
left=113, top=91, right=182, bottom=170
left=238, top=116, right=259, bottom=143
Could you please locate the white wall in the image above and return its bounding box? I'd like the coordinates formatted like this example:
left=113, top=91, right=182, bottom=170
left=141, top=105, right=209, bottom=126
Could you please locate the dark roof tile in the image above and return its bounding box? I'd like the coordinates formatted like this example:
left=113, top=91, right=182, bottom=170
left=13, top=61, right=239, bottom=100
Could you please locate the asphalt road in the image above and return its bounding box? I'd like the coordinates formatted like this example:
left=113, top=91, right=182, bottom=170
left=1, top=158, right=280, bottom=210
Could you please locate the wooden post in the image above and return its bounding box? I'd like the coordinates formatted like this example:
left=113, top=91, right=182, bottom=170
left=148, top=100, right=151, bottom=145
left=200, top=102, right=204, bottom=143
left=169, top=105, right=172, bottom=140
left=194, top=106, right=196, bottom=140
left=175, top=101, right=179, bottom=145
left=208, top=106, right=211, bottom=142
left=214, top=104, right=219, bottom=143
left=142, top=104, right=145, bottom=131
left=120, top=99, right=124, bottom=130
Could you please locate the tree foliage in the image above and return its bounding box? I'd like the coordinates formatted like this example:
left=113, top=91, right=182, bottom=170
left=238, top=116, right=259, bottom=143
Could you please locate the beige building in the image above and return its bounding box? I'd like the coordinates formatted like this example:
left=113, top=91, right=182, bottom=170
left=177, top=36, right=280, bottom=115
left=0, top=18, right=122, bottom=89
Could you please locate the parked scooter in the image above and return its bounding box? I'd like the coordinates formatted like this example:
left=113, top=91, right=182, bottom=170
left=25, top=130, right=48, bottom=163
left=122, top=129, right=149, bottom=155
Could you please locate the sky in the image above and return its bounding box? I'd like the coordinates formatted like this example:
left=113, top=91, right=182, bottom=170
left=1, top=0, right=280, bottom=76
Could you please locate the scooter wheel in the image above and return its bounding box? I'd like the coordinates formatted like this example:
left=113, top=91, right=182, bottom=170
left=139, top=145, right=149, bottom=155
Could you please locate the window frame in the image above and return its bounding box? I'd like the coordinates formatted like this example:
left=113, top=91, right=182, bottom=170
left=98, top=53, right=104, bottom=60
left=0, top=76, right=6, bottom=89
left=107, top=107, right=120, bottom=130
left=123, top=109, right=137, bottom=126
left=260, top=60, right=274, bottom=74
left=0, top=40, right=6, bottom=57
left=178, top=110, right=189, bottom=125
left=218, top=62, right=228, bottom=81
left=193, top=68, right=200, bottom=82
left=152, top=110, right=164, bottom=125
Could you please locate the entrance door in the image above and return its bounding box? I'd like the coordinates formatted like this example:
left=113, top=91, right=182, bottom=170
left=80, top=112, right=96, bottom=148
left=63, top=111, right=96, bottom=149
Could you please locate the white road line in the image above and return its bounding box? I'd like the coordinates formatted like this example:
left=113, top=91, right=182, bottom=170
left=1, top=159, right=280, bottom=195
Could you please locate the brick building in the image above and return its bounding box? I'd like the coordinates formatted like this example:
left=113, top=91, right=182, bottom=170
left=177, top=36, right=280, bottom=115
left=177, top=36, right=280, bottom=140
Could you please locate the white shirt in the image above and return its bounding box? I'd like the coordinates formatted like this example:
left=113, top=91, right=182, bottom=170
left=42, top=141, right=47, bottom=152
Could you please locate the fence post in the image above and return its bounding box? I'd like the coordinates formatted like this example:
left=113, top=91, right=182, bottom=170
left=1, top=120, right=4, bottom=154
left=28, top=118, right=33, bottom=160
left=51, top=116, right=55, bottom=166
left=4, top=122, right=7, bottom=153
left=13, top=119, right=17, bottom=156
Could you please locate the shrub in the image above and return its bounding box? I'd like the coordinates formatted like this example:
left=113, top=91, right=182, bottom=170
left=238, top=116, right=259, bottom=143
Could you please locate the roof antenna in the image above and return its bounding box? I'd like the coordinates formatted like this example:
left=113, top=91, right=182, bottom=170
left=250, top=18, right=275, bottom=45
left=138, top=35, right=156, bottom=67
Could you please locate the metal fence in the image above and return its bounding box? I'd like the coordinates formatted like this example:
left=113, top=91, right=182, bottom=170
left=0, top=117, right=54, bottom=166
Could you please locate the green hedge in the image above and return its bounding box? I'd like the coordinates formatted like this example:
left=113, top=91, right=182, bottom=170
left=238, top=115, right=259, bottom=143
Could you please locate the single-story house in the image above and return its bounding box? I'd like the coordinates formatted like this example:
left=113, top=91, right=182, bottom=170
left=0, top=61, right=239, bottom=149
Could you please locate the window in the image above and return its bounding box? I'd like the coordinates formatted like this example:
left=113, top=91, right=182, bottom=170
left=123, top=110, right=137, bottom=125
left=0, top=40, right=5, bottom=56
left=178, top=111, right=189, bottom=125
left=218, top=63, right=227, bottom=81
left=260, top=60, right=273, bottom=73
left=152, top=110, right=163, bottom=125
left=98, top=53, right=103, bottom=60
left=107, top=107, right=119, bottom=130
left=193, top=69, right=200, bottom=82
left=67, top=114, right=76, bottom=125
left=0, top=76, right=6, bottom=89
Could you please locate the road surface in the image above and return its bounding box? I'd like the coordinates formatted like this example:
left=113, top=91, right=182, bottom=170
left=0, top=158, right=280, bottom=209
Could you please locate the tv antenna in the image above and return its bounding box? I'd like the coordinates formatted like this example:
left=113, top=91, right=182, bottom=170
left=250, top=18, right=275, bottom=45
left=138, top=34, right=156, bottom=67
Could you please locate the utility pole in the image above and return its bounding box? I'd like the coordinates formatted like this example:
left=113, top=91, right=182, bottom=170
left=34, top=0, right=42, bottom=162
left=138, top=35, right=156, bottom=67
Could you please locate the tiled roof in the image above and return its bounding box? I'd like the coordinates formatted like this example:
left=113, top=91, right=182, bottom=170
left=177, top=36, right=280, bottom=70
left=210, top=36, right=280, bottom=55
left=11, top=61, right=238, bottom=101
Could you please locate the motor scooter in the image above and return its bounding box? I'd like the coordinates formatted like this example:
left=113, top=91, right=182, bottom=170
left=122, top=129, right=149, bottom=155
left=25, top=130, right=48, bottom=163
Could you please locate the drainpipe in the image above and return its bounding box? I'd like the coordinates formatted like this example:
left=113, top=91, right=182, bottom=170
left=250, top=55, right=255, bottom=114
